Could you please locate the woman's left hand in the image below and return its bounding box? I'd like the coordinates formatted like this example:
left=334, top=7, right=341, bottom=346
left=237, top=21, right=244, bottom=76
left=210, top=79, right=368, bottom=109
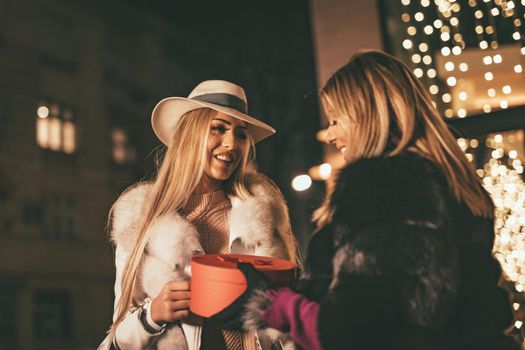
left=209, top=262, right=276, bottom=330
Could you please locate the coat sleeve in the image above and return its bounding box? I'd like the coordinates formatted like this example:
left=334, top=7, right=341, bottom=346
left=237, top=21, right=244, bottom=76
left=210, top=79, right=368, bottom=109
left=102, top=183, right=165, bottom=349
left=112, top=244, right=165, bottom=349
left=316, top=220, right=459, bottom=349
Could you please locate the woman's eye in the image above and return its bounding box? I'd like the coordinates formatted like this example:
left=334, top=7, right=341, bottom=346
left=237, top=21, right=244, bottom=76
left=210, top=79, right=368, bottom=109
left=211, top=125, right=227, bottom=133
left=236, top=131, right=248, bottom=140
left=328, top=120, right=337, bottom=127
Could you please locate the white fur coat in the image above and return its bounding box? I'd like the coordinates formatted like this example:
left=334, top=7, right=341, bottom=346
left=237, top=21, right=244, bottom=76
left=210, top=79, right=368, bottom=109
left=106, top=173, right=295, bottom=350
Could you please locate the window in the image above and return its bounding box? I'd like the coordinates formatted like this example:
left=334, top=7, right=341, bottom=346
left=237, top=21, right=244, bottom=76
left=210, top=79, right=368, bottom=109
left=36, top=101, right=76, bottom=154
left=33, top=290, right=72, bottom=344
left=41, top=194, right=76, bottom=240
left=112, top=128, right=136, bottom=164
left=0, top=289, right=17, bottom=349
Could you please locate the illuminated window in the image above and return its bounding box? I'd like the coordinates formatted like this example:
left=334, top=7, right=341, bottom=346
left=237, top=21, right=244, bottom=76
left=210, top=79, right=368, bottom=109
left=36, top=101, right=76, bottom=154
left=112, top=128, right=136, bottom=165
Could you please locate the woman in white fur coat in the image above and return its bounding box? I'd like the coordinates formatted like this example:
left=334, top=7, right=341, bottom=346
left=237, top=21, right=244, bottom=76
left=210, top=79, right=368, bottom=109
left=98, top=80, right=298, bottom=350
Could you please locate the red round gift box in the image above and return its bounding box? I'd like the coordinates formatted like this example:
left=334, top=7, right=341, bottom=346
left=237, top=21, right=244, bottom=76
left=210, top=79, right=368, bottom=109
left=190, top=254, right=297, bottom=318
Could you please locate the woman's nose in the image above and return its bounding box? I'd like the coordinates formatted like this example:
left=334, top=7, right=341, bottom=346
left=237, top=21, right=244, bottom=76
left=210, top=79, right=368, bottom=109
left=222, top=131, right=236, bottom=149
left=325, top=129, right=336, bottom=144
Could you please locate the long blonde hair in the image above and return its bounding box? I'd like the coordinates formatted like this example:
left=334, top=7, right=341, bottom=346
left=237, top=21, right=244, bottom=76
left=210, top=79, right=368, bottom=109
left=110, top=108, right=256, bottom=334
left=315, top=49, right=493, bottom=227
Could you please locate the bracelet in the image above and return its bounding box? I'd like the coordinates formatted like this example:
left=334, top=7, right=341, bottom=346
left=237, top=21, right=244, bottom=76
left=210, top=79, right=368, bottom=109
left=138, top=300, right=165, bottom=334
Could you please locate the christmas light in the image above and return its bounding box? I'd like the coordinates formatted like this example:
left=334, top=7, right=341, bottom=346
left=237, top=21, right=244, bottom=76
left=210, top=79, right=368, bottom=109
left=427, top=68, right=437, bottom=78
left=459, top=62, right=469, bottom=71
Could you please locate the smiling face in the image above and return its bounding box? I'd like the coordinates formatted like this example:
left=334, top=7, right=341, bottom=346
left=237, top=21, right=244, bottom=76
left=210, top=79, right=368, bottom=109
left=324, top=108, right=349, bottom=159
left=197, top=112, right=248, bottom=192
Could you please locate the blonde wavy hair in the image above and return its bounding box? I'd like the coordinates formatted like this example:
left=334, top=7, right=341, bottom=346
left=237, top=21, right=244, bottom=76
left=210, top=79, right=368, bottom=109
left=109, top=108, right=260, bottom=334
left=314, top=49, right=494, bottom=227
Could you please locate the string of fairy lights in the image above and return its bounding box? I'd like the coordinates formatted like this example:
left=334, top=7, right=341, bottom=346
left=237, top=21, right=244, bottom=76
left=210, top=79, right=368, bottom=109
left=400, top=0, right=525, bottom=336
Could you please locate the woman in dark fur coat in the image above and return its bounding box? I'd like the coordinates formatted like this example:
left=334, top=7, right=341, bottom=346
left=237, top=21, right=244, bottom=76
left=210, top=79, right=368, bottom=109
left=211, top=50, right=521, bottom=350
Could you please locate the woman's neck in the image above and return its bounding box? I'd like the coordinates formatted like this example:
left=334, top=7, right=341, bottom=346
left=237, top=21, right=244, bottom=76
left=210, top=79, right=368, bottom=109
left=194, top=174, right=224, bottom=194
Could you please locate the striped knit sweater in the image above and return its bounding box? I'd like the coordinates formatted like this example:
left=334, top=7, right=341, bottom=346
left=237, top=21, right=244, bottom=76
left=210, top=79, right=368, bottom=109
left=180, top=191, right=259, bottom=350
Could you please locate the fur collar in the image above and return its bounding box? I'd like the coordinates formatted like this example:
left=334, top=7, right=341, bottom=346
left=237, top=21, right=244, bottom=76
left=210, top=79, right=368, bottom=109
left=331, top=153, right=449, bottom=230
left=109, top=173, right=292, bottom=298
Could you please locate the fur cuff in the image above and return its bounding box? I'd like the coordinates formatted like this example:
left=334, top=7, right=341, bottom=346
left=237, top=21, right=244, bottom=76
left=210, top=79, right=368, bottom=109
left=242, top=289, right=275, bottom=331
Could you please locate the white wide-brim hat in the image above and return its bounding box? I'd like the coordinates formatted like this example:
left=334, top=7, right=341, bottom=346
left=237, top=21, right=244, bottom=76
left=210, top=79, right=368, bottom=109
left=151, top=80, right=276, bottom=145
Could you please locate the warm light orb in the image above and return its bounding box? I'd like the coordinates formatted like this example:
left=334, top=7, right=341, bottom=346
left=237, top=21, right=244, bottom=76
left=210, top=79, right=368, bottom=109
left=292, top=175, right=312, bottom=191
left=319, top=163, right=332, bottom=180
left=37, top=106, right=49, bottom=119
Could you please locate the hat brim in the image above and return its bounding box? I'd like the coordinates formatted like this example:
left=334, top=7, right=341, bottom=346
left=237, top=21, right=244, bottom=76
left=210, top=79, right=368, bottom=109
left=151, top=97, right=276, bottom=146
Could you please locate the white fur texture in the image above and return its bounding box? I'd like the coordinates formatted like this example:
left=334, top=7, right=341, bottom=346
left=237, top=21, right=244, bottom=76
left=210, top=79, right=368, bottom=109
left=242, top=289, right=295, bottom=350
left=242, top=289, right=273, bottom=331
left=141, top=212, right=202, bottom=297
left=229, top=174, right=291, bottom=260
left=110, top=182, right=153, bottom=251
left=109, top=176, right=293, bottom=348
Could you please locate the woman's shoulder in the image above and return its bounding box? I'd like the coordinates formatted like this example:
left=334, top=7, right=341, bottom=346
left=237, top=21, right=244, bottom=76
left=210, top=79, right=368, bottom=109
left=244, top=171, right=285, bottom=200
left=331, top=154, right=451, bottom=224
left=113, top=182, right=154, bottom=217
left=336, top=153, right=444, bottom=194
left=118, top=181, right=154, bottom=202
left=340, top=153, right=439, bottom=183
left=109, top=181, right=154, bottom=246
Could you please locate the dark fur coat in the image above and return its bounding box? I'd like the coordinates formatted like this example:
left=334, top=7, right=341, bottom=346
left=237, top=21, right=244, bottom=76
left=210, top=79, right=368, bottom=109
left=295, top=153, right=519, bottom=350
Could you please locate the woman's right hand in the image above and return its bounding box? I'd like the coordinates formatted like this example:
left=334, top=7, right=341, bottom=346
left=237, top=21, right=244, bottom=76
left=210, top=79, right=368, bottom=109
left=150, top=280, right=191, bottom=325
